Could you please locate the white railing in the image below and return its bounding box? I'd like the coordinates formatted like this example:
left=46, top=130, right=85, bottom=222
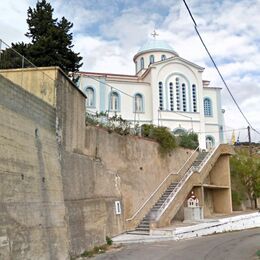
left=155, top=144, right=220, bottom=221
left=126, top=146, right=199, bottom=222
left=197, top=144, right=219, bottom=172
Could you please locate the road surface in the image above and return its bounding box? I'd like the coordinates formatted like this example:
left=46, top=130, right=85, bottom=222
left=93, top=228, right=260, bottom=260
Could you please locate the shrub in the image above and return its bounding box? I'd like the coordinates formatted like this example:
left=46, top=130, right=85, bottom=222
left=151, top=126, right=177, bottom=154
left=179, top=132, right=199, bottom=149
left=141, top=124, right=155, bottom=137
left=106, top=236, right=113, bottom=245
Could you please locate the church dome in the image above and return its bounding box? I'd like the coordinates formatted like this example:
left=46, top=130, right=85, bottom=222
left=134, top=39, right=178, bottom=59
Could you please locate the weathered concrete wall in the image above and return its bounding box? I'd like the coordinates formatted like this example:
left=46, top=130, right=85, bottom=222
left=0, top=75, right=69, bottom=259
left=0, top=67, right=197, bottom=258
left=56, top=71, right=124, bottom=255
left=0, top=67, right=57, bottom=107
left=84, top=127, right=193, bottom=219
left=55, top=69, right=193, bottom=254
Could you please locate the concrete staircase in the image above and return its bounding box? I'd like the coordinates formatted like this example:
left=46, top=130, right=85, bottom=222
left=133, top=151, right=209, bottom=234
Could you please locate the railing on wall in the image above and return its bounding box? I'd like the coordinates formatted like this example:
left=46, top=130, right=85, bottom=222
left=126, top=146, right=199, bottom=223
left=155, top=144, right=219, bottom=221
left=0, top=39, right=66, bottom=107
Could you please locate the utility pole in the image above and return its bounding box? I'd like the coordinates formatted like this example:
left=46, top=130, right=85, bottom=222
left=247, top=125, right=257, bottom=209
left=247, top=126, right=252, bottom=156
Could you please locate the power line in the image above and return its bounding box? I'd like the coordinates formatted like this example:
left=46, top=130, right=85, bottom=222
left=195, top=127, right=247, bottom=135
left=182, top=0, right=260, bottom=135
left=84, top=74, right=135, bottom=99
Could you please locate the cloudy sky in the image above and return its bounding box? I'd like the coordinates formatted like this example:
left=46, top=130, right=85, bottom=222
left=1, top=0, right=260, bottom=142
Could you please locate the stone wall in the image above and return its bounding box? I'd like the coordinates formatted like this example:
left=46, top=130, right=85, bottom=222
left=0, top=75, right=69, bottom=259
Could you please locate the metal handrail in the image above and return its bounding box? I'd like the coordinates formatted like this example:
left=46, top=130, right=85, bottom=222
left=126, top=146, right=199, bottom=222
left=155, top=144, right=220, bottom=220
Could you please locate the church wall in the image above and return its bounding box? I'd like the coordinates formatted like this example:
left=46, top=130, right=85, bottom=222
left=79, top=75, right=154, bottom=123
left=134, top=50, right=175, bottom=72
left=77, top=55, right=224, bottom=150
left=203, top=88, right=220, bottom=124
left=203, top=88, right=223, bottom=145
left=204, top=124, right=221, bottom=145
left=106, top=80, right=153, bottom=121
left=79, top=76, right=101, bottom=113
left=151, top=59, right=207, bottom=148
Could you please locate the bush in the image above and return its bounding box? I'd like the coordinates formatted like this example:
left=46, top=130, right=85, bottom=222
left=106, top=236, right=113, bottom=245
left=179, top=132, right=199, bottom=149
left=151, top=127, right=177, bottom=154
left=141, top=125, right=176, bottom=154
left=141, top=124, right=155, bottom=137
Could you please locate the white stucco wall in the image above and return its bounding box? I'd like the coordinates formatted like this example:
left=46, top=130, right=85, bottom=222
left=134, top=50, right=176, bottom=74
left=77, top=49, right=224, bottom=150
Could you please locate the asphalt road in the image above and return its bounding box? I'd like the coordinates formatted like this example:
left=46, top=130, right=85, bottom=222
left=93, top=228, right=260, bottom=260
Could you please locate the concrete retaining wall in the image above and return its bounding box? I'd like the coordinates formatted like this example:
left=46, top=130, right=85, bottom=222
left=0, top=75, right=69, bottom=259
left=0, top=68, right=196, bottom=258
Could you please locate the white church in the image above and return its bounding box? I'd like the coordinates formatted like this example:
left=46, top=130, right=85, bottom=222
left=76, top=36, right=225, bottom=149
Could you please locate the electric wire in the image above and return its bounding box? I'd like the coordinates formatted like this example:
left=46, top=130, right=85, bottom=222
left=84, top=74, right=135, bottom=99
left=182, top=0, right=260, bottom=136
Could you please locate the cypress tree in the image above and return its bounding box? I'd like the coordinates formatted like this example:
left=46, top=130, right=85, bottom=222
left=2, top=0, right=82, bottom=73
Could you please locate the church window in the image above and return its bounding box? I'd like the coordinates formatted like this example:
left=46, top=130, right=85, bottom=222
left=161, top=55, right=166, bottom=61
left=182, top=83, right=187, bottom=112
left=159, top=82, right=163, bottom=110
left=169, top=82, right=174, bottom=111
left=140, top=57, right=144, bottom=69
left=135, top=61, right=138, bottom=73
left=192, top=84, right=197, bottom=112
left=150, top=55, right=155, bottom=64
left=204, top=97, right=212, bottom=116
left=110, top=91, right=120, bottom=111
left=134, top=93, right=144, bottom=112
left=86, top=87, right=95, bottom=107
left=176, top=78, right=180, bottom=111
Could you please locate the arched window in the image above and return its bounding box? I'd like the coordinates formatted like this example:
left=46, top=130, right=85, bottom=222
left=206, top=135, right=215, bottom=149
left=109, top=91, right=120, bottom=111
left=176, top=78, right=180, bottom=111
left=140, top=57, right=144, bottom=69
left=158, top=82, right=163, bottom=110
left=134, top=93, right=144, bottom=112
left=150, top=55, right=155, bottom=64
left=86, top=87, right=95, bottom=107
left=169, top=82, right=174, bottom=111
left=192, top=84, right=197, bottom=112
left=204, top=97, right=212, bottom=116
left=135, top=61, right=138, bottom=73
left=161, top=55, right=166, bottom=61
left=182, top=83, right=187, bottom=112
left=173, top=127, right=187, bottom=135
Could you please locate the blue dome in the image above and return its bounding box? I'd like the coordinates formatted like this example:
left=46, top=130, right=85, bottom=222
left=137, top=39, right=177, bottom=55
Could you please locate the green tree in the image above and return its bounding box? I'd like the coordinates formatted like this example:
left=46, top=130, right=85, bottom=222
left=1, top=0, right=82, bottom=73
left=230, top=150, right=260, bottom=209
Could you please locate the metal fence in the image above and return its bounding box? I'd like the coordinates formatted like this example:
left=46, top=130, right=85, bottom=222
left=0, top=39, right=57, bottom=106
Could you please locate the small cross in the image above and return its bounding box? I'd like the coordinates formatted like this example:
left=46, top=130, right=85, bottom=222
left=151, top=29, right=159, bottom=39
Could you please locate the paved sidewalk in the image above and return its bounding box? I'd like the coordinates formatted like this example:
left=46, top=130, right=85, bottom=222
left=113, top=211, right=260, bottom=244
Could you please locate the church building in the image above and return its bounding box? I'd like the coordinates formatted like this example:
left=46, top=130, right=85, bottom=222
left=76, top=36, right=225, bottom=149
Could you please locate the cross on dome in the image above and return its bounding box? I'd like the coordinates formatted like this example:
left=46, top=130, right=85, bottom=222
left=151, top=29, right=159, bottom=39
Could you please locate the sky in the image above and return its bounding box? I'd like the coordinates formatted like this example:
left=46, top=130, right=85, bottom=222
left=1, top=0, right=260, bottom=142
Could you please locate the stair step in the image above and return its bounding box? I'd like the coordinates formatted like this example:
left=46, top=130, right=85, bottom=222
left=138, top=224, right=149, bottom=228
left=135, top=228, right=150, bottom=232
left=128, top=231, right=150, bottom=235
